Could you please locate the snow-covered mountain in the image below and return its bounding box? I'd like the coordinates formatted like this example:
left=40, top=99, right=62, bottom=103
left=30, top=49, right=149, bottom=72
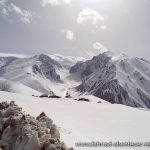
left=70, top=51, right=150, bottom=108
left=0, top=53, right=83, bottom=96
left=0, top=54, right=63, bottom=95
left=0, top=52, right=150, bottom=109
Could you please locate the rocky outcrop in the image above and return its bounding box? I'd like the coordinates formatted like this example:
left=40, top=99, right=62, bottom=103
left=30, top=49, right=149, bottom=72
left=32, top=54, right=62, bottom=82
left=0, top=101, right=73, bottom=150
left=0, top=57, right=18, bottom=75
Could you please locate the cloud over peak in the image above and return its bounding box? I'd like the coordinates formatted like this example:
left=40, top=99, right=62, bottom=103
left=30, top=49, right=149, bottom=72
left=86, top=42, right=107, bottom=58
left=93, top=42, right=106, bottom=50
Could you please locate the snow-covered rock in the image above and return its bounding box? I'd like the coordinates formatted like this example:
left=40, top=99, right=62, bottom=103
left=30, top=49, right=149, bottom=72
left=0, top=100, right=73, bottom=150
left=70, top=51, right=150, bottom=108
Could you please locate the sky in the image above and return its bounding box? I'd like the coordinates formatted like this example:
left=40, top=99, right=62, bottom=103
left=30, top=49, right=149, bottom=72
left=0, top=0, right=150, bottom=60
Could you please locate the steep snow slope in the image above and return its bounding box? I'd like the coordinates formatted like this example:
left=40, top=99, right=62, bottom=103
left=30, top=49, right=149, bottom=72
left=0, top=91, right=150, bottom=150
left=46, top=68, right=81, bottom=97
left=70, top=51, right=150, bottom=108
left=0, top=78, right=41, bottom=95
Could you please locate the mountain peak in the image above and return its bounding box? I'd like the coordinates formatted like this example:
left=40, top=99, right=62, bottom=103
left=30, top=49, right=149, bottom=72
left=70, top=51, right=150, bottom=108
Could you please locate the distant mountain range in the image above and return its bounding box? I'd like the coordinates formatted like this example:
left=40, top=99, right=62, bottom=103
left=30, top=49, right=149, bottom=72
left=0, top=52, right=150, bottom=108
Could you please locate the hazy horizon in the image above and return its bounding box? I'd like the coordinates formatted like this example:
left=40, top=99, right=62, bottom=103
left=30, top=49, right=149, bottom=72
left=0, top=0, right=150, bottom=60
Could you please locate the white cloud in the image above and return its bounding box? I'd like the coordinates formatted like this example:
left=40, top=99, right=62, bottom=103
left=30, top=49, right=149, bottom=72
left=62, top=29, right=74, bottom=41
left=1, top=8, right=9, bottom=17
left=42, top=0, right=59, bottom=7
left=86, top=42, right=107, bottom=58
left=93, top=42, right=105, bottom=50
left=42, top=0, right=72, bottom=7
left=9, top=3, right=22, bottom=14
left=66, top=30, right=74, bottom=40
left=100, top=25, right=107, bottom=30
left=63, top=0, right=72, bottom=4
left=0, top=0, right=6, bottom=6
left=0, top=1, right=33, bottom=24
left=77, top=8, right=104, bottom=25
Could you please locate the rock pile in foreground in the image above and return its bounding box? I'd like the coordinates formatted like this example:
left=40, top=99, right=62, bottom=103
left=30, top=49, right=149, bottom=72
left=0, top=101, right=73, bottom=150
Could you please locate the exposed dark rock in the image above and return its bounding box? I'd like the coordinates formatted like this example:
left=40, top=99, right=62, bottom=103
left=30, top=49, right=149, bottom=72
left=39, top=94, right=61, bottom=99
left=32, top=95, right=39, bottom=98
left=39, top=94, right=49, bottom=98
left=65, top=91, right=71, bottom=98
left=74, top=98, right=90, bottom=102
left=78, top=98, right=90, bottom=102
left=48, top=95, right=61, bottom=98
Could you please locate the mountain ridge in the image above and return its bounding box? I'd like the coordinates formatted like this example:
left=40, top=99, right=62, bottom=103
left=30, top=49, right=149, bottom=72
left=70, top=51, right=150, bottom=108
left=0, top=52, right=150, bottom=108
